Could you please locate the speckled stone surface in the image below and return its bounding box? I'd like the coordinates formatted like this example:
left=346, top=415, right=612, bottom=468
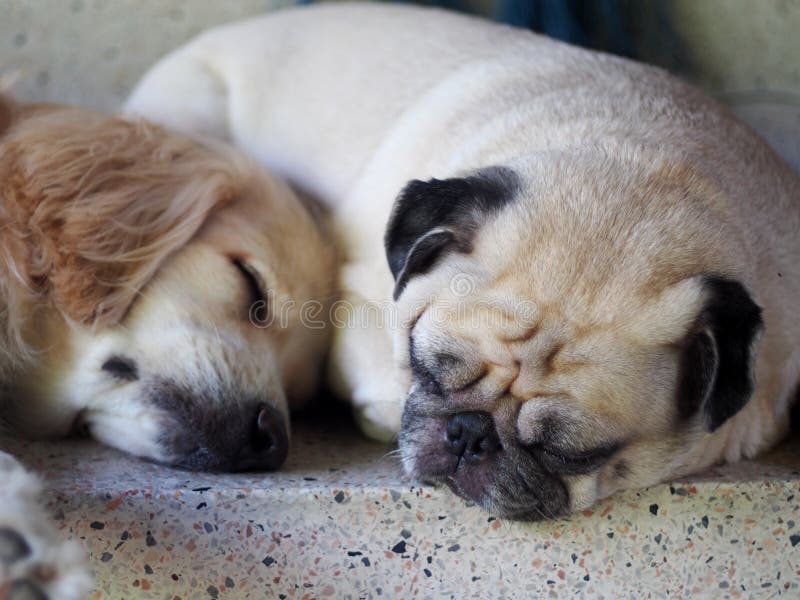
left=6, top=414, right=800, bottom=599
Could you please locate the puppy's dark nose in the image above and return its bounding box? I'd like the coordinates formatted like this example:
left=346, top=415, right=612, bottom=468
left=234, top=404, right=289, bottom=471
left=445, top=411, right=501, bottom=463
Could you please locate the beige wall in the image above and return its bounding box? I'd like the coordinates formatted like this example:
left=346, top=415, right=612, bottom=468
left=668, top=0, right=800, bottom=93
left=2, top=0, right=294, bottom=110
left=657, top=0, right=800, bottom=173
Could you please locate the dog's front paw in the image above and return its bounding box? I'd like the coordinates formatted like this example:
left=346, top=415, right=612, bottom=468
left=1, top=526, right=54, bottom=600
left=0, top=452, right=92, bottom=600
left=0, top=527, right=32, bottom=566
left=327, top=310, right=408, bottom=442
left=353, top=398, right=402, bottom=442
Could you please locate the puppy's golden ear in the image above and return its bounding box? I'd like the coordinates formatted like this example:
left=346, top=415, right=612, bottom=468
left=677, top=277, right=763, bottom=431
left=384, top=167, right=518, bottom=300
left=5, top=107, right=241, bottom=325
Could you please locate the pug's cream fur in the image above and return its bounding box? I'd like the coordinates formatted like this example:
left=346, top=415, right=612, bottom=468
left=127, top=3, right=800, bottom=518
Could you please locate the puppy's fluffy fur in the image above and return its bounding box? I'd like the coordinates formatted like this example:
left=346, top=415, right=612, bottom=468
left=0, top=95, right=335, bottom=594
left=1, top=99, right=235, bottom=357
left=128, top=3, right=800, bottom=520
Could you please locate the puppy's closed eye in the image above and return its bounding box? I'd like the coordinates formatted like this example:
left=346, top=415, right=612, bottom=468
left=232, top=258, right=270, bottom=322
left=232, top=258, right=265, bottom=304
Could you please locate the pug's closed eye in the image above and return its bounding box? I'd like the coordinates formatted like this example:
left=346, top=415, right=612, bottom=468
left=432, top=353, right=486, bottom=391
left=524, top=441, right=620, bottom=476
left=409, top=337, right=485, bottom=393
left=409, top=341, right=443, bottom=395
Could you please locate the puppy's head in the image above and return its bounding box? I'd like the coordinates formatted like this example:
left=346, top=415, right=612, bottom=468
left=386, top=156, right=762, bottom=519
left=2, top=101, right=335, bottom=471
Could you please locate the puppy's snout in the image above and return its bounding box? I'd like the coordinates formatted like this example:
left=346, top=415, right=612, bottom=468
left=234, top=404, right=289, bottom=472
left=445, top=412, right=501, bottom=463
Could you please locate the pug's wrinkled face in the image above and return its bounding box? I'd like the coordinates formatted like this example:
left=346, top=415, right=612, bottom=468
left=387, top=159, right=762, bottom=519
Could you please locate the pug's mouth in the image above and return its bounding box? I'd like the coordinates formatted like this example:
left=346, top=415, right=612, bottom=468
left=399, top=410, right=572, bottom=521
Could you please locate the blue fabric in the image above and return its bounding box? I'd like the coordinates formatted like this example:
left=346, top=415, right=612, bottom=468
left=299, top=1, right=689, bottom=71
left=315, top=0, right=671, bottom=63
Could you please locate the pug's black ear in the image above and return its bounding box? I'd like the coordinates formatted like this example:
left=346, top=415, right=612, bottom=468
left=384, top=167, right=518, bottom=300
left=677, top=277, right=763, bottom=432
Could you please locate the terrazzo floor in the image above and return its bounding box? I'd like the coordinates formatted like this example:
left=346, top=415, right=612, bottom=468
left=6, top=410, right=800, bottom=599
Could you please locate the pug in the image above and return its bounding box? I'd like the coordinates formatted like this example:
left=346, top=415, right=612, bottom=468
left=126, top=3, right=800, bottom=519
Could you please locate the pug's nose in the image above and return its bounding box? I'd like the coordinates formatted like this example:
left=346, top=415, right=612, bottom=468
left=445, top=411, right=501, bottom=463
left=234, top=404, right=289, bottom=471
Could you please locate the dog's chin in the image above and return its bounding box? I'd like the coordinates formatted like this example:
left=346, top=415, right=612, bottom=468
left=81, top=409, right=180, bottom=465
left=82, top=400, right=290, bottom=473
left=87, top=417, right=235, bottom=473
left=399, top=412, right=571, bottom=522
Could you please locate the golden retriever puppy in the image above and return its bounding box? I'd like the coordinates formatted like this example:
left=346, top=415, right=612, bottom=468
left=0, top=95, right=335, bottom=597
